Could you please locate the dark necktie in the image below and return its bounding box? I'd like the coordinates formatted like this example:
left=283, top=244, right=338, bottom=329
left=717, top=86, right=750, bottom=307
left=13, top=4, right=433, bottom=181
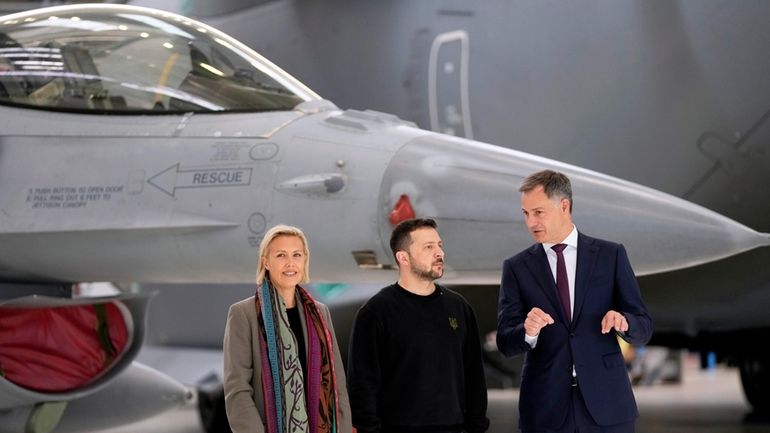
left=551, top=243, right=571, bottom=321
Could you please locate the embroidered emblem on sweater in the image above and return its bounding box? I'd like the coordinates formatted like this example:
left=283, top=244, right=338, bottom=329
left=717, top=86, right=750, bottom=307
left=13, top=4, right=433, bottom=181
left=449, top=317, right=458, bottom=330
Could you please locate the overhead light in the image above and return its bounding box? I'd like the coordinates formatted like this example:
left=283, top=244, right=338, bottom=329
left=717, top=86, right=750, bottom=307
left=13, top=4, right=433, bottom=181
left=200, top=63, right=224, bottom=76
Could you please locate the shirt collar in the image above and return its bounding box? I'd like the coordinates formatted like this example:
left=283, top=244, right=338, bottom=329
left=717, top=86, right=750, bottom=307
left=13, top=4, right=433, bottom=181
left=542, top=224, right=578, bottom=250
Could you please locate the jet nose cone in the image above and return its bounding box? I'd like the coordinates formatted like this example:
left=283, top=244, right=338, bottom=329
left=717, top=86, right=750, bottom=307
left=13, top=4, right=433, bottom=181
left=569, top=170, right=770, bottom=274
left=379, top=133, right=769, bottom=281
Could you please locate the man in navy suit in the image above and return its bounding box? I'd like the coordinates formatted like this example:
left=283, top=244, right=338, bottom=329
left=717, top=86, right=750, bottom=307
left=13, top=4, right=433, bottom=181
left=497, top=170, right=652, bottom=433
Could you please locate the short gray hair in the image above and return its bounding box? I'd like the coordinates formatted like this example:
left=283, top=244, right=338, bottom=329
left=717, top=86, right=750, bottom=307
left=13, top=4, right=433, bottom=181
left=520, top=169, right=573, bottom=212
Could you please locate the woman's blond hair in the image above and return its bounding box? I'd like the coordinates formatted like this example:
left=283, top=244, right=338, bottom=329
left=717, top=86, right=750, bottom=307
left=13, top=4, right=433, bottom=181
left=256, top=224, right=310, bottom=285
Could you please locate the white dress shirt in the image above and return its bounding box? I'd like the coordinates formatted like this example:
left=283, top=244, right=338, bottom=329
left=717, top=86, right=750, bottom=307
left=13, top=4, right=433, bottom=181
left=525, top=225, right=578, bottom=348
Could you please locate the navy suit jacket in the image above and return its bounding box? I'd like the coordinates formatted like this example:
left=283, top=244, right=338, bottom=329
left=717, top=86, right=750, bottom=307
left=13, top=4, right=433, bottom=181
left=497, top=232, right=652, bottom=430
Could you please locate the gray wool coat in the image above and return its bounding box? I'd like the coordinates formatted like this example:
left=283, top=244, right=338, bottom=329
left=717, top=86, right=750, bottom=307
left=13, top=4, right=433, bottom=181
left=223, top=294, right=352, bottom=433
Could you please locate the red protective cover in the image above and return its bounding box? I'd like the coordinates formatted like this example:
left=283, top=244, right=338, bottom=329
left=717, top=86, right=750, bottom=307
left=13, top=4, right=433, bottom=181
left=0, top=303, right=129, bottom=392
left=388, top=194, right=416, bottom=226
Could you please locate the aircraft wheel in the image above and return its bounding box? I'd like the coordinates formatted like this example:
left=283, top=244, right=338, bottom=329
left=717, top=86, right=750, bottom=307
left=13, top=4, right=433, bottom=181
left=198, top=384, right=231, bottom=433
left=739, top=354, right=770, bottom=411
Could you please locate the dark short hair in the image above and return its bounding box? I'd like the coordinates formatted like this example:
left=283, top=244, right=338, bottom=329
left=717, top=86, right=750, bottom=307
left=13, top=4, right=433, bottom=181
left=520, top=169, right=573, bottom=212
left=390, top=218, right=438, bottom=260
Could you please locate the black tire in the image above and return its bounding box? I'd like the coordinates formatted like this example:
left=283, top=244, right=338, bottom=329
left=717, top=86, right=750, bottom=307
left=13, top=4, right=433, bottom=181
left=198, top=384, right=231, bottom=433
left=739, top=354, right=770, bottom=411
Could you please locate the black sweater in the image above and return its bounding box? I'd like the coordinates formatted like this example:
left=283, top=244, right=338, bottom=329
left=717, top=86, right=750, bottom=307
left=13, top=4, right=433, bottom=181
left=347, top=283, right=489, bottom=433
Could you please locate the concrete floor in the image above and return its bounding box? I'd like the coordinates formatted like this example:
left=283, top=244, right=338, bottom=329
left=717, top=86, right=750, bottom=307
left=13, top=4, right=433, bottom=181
left=92, top=354, right=770, bottom=433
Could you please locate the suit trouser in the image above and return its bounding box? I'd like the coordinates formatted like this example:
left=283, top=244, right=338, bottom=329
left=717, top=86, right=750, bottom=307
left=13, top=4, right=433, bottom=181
left=522, top=383, right=635, bottom=433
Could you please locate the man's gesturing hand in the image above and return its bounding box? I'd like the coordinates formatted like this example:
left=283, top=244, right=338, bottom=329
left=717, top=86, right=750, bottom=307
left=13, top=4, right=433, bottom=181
left=601, top=310, right=628, bottom=334
left=524, top=307, right=555, bottom=337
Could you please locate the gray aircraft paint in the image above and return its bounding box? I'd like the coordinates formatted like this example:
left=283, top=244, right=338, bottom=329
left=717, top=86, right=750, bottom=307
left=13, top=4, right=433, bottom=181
left=2, top=3, right=770, bottom=432
left=198, top=0, right=770, bottom=366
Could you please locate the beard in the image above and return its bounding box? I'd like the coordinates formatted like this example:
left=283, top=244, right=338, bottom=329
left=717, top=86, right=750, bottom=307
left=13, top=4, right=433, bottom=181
left=408, top=254, right=444, bottom=280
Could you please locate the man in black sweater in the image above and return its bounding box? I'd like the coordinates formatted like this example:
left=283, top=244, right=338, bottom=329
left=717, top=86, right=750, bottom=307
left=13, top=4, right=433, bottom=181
left=347, top=218, right=489, bottom=433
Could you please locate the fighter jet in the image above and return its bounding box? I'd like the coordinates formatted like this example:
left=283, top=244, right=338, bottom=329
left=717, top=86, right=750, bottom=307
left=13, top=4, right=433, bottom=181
left=0, top=4, right=767, bottom=433
left=202, top=0, right=770, bottom=418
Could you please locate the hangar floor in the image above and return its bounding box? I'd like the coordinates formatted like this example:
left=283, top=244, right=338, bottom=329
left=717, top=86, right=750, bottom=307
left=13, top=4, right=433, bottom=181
left=95, top=354, right=770, bottom=433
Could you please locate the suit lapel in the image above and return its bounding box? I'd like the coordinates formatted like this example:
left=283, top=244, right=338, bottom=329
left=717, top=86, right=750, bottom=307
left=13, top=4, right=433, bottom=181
left=523, top=243, right=569, bottom=324
left=573, top=233, right=599, bottom=324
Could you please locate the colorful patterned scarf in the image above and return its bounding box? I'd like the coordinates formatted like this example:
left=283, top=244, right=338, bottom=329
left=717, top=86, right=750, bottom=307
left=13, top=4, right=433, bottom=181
left=256, top=280, right=340, bottom=433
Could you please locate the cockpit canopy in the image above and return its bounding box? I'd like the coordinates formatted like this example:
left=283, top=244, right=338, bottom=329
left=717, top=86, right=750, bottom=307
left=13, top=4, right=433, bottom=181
left=0, top=4, right=318, bottom=113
